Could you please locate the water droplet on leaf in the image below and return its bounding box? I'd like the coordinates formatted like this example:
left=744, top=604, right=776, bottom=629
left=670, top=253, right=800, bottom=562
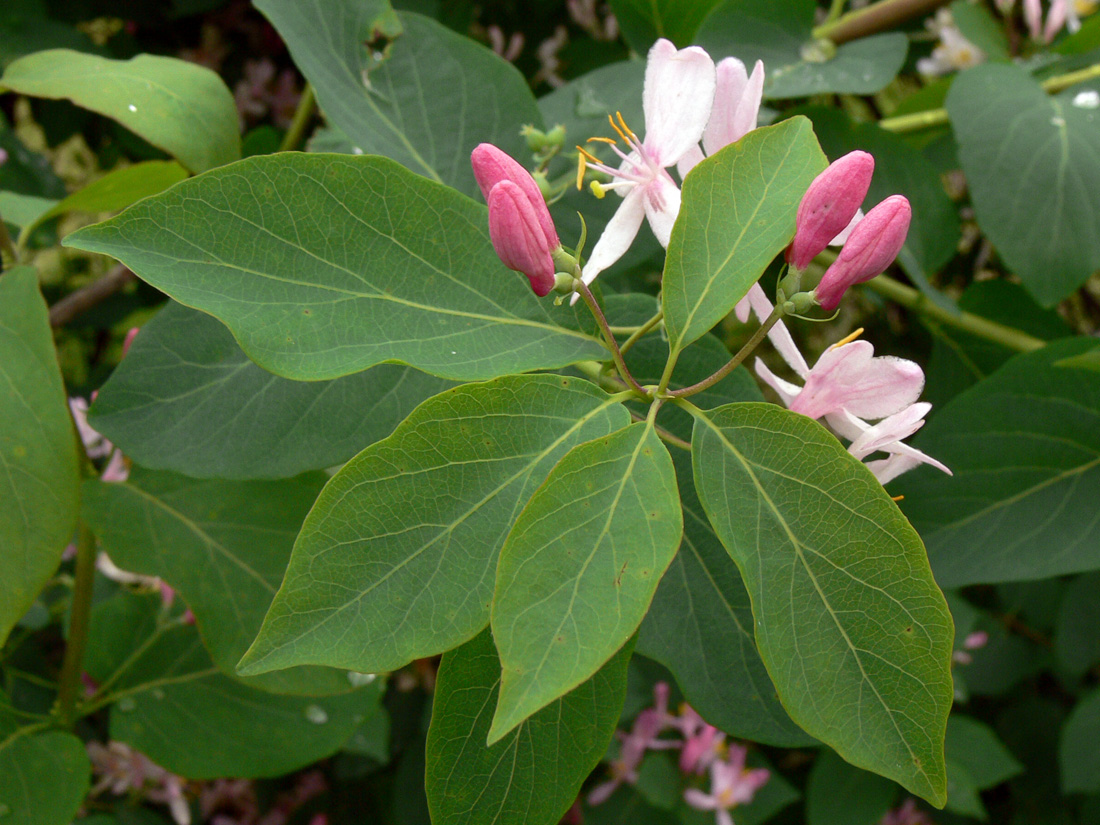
left=305, top=704, right=328, bottom=724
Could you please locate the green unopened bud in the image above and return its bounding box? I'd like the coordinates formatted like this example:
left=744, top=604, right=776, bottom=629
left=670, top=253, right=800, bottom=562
left=551, top=245, right=579, bottom=274
left=545, top=124, right=566, bottom=148
left=533, top=170, right=553, bottom=200
left=521, top=125, right=548, bottom=152
left=553, top=271, right=576, bottom=294
left=779, top=269, right=803, bottom=301
left=800, top=37, right=837, bottom=63
left=781, top=291, right=817, bottom=316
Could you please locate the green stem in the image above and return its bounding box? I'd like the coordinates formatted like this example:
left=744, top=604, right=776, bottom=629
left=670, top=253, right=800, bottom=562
left=813, top=0, right=950, bottom=43
left=573, top=359, right=629, bottom=392
left=630, top=410, right=692, bottom=451
left=880, top=62, right=1100, bottom=133
left=55, top=521, right=95, bottom=727
left=824, top=0, right=848, bottom=25
left=576, top=279, right=650, bottom=397
left=667, top=309, right=782, bottom=398
left=866, top=275, right=1045, bottom=351
left=279, top=84, right=317, bottom=153
left=618, top=311, right=664, bottom=356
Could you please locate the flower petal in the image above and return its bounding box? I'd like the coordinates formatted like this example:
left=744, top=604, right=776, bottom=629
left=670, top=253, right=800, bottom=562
left=789, top=341, right=924, bottom=420
left=573, top=186, right=648, bottom=303
left=847, top=402, right=931, bottom=459
left=642, top=39, right=717, bottom=166
left=676, top=144, right=706, bottom=179
left=642, top=174, right=682, bottom=247
left=754, top=357, right=802, bottom=408
left=683, top=789, right=719, bottom=811
left=702, top=58, right=764, bottom=155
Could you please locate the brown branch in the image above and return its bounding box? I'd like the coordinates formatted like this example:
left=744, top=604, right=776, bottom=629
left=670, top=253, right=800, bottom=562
left=815, top=0, right=952, bottom=44
left=49, top=266, right=136, bottom=327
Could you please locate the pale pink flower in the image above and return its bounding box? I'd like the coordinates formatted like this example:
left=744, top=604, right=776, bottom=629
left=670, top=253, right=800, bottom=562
left=576, top=39, right=716, bottom=296
left=683, top=744, right=770, bottom=825
left=680, top=723, right=725, bottom=774
left=588, top=682, right=678, bottom=805
left=70, top=397, right=113, bottom=459
left=88, top=741, right=191, bottom=825
left=676, top=57, right=766, bottom=178
left=879, top=798, right=933, bottom=825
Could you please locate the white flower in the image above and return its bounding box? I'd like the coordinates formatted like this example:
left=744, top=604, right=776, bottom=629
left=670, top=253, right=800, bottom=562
left=575, top=39, right=716, bottom=297
left=676, top=56, right=765, bottom=178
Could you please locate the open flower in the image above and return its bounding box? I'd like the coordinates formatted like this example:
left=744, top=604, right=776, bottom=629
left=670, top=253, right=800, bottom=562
left=588, top=682, right=677, bottom=805
left=738, top=285, right=949, bottom=483
left=676, top=56, right=765, bottom=178
left=683, top=744, right=770, bottom=825
left=575, top=38, right=716, bottom=293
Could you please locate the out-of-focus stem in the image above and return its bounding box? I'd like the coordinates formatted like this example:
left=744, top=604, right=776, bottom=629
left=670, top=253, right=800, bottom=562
left=814, top=0, right=951, bottom=44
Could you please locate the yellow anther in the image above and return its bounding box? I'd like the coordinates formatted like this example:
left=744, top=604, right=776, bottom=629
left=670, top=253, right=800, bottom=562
left=616, top=111, right=639, bottom=141
left=607, top=113, right=630, bottom=143
left=575, top=147, right=593, bottom=191
left=586, top=136, right=617, bottom=145
left=590, top=181, right=607, bottom=199
left=829, top=327, right=865, bottom=350
left=891, top=494, right=905, bottom=502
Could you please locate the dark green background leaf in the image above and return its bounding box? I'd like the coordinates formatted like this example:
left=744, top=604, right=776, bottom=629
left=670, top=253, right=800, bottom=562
left=608, top=0, right=724, bottom=50
left=806, top=749, right=897, bottom=825
left=426, top=630, right=631, bottom=825
left=88, top=302, right=452, bottom=479
left=0, top=728, right=90, bottom=825
left=1061, top=689, right=1100, bottom=794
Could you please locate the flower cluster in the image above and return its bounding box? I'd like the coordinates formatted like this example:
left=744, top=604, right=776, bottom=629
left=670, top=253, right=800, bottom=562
left=88, top=741, right=191, bottom=825
left=1002, top=0, right=1096, bottom=41
left=587, top=683, right=770, bottom=825
left=917, top=9, right=986, bottom=76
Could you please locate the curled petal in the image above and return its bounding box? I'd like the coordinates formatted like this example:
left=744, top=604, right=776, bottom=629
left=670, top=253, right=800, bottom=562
left=683, top=789, right=719, bottom=812
left=754, top=357, right=802, bottom=408
left=642, top=39, right=717, bottom=166
left=789, top=341, right=924, bottom=420
left=487, top=181, right=556, bottom=296
left=702, top=58, right=764, bottom=155
left=848, top=402, right=931, bottom=459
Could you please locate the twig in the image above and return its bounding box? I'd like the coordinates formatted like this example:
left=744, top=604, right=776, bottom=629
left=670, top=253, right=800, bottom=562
left=814, top=0, right=952, bottom=44
left=49, top=266, right=135, bottom=327
left=279, top=84, right=317, bottom=153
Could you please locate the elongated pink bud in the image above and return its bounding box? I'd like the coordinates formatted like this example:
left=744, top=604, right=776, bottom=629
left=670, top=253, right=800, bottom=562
left=487, top=181, right=557, bottom=296
left=787, top=151, right=875, bottom=271
left=814, top=195, right=911, bottom=311
left=471, top=143, right=559, bottom=248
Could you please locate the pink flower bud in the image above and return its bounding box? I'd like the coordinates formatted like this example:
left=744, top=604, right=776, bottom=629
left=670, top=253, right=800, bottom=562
left=487, top=181, right=557, bottom=296
left=471, top=143, right=559, bottom=248
left=814, top=195, right=911, bottom=311
left=787, top=151, right=875, bottom=271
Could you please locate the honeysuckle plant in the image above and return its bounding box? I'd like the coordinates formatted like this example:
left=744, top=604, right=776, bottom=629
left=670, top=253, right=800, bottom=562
left=4, top=1, right=1100, bottom=824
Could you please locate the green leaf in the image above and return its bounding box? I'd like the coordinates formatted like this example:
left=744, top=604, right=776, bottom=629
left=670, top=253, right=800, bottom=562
left=81, top=469, right=353, bottom=696
left=0, top=50, right=239, bottom=173
left=946, top=63, right=1100, bottom=306
left=88, top=302, right=453, bottom=479
left=64, top=153, right=605, bottom=382
left=0, top=728, right=90, bottom=825
left=426, top=630, right=631, bottom=825
left=691, top=402, right=953, bottom=806
left=0, top=190, right=57, bottom=228
left=489, top=421, right=682, bottom=743
left=0, top=267, right=80, bottom=645
left=894, top=339, right=1100, bottom=586
left=608, top=0, right=724, bottom=50
left=239, top=375, right=629, bottom=678
left=0, top=0, right=98, bottom=68
left=1055, top=572, right=1100, bottom=675
left=946, top=715, right=1022, bottom=790
left=796, top=106, right=961, bottom=288
left=697, top=0, right=908, bottom=98
left=107, top=620, right=383, bottom=778
left=255, top=3, right=540, bottom=198
left=1061, top=689, right=1100, bottom=794
left=637, top=449, right=812, bottom=746
left=662, top=117, right=826, bottom=355
left=949, top=0, right=1010, bottom=60
left=806, top=749, right=897, bottom=825
left=17, top=160, right=188, bottom=243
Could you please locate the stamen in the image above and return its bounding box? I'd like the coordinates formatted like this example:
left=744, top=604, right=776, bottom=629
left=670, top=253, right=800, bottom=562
left=576, top=145, right=601, bottom=163
left=616, top=111, right=639, bottom=142
left=607, top=113, right=630, bottom=144
left=575, top=150, right=587, bottom=191
left=586, top=136, right=617, bottom=145
left=891, top=494, right=905, bottom=502
left=590, top=181, right=607, bottom=199
left=829, top=327, right=865, bottom=350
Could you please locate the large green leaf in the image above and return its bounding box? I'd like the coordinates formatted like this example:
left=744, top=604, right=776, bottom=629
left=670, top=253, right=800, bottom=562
left=638, top=449, right=811, bottom=746
left=0, top=727, right=90, bottom=825
left=88, top=302, right=453, bottom=479
left=0, top=50, right=238, bottom=173
left=81, top=469, right=352, bottom=696
left=426, top=630, right=631, bottom=825
left=697, top=0, right=908, bottom=99
left=895, top=339, right=1100, bottom=586
left=64, top=153, right=604, bottom=382
left=489, top=421, right=682, bottom=743
left=1055, top=572, right=1100, bottom=675
left=1061, top=688, right=1100, bottom=794
left=690, top=402, right=953, bottom=806
left=98, top=600, right=381, bottom=779
left=0, top=267, right=80, bottom=645
left=946, top=63, right=1100, bottom=306
left=608, top=0, right=724, bottom=50
left=255, top=2, right=539, bottom=198
left=662, top=117, right=826, bottom=355
left=239, top=375, right=629, bottom=678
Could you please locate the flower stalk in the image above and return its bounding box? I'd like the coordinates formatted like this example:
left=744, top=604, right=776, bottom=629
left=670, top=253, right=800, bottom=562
left=55, top=521, right=96, bottom=727
left=667, top=307, right=783, bottom=398
left=574, top=278, right=650, bottom=397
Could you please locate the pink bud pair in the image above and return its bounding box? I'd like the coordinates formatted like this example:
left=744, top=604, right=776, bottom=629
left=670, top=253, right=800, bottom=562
left=471, top=143, right=561, bottom=297
left=787, top=151, right=875, bottom=271
left=814, top=195, right=911, bottom=311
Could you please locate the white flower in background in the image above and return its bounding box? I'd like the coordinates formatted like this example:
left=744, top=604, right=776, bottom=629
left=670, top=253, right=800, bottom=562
left=676, top=56, right=765, bottom=177
left=917, top=9, right=985, bottom=76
